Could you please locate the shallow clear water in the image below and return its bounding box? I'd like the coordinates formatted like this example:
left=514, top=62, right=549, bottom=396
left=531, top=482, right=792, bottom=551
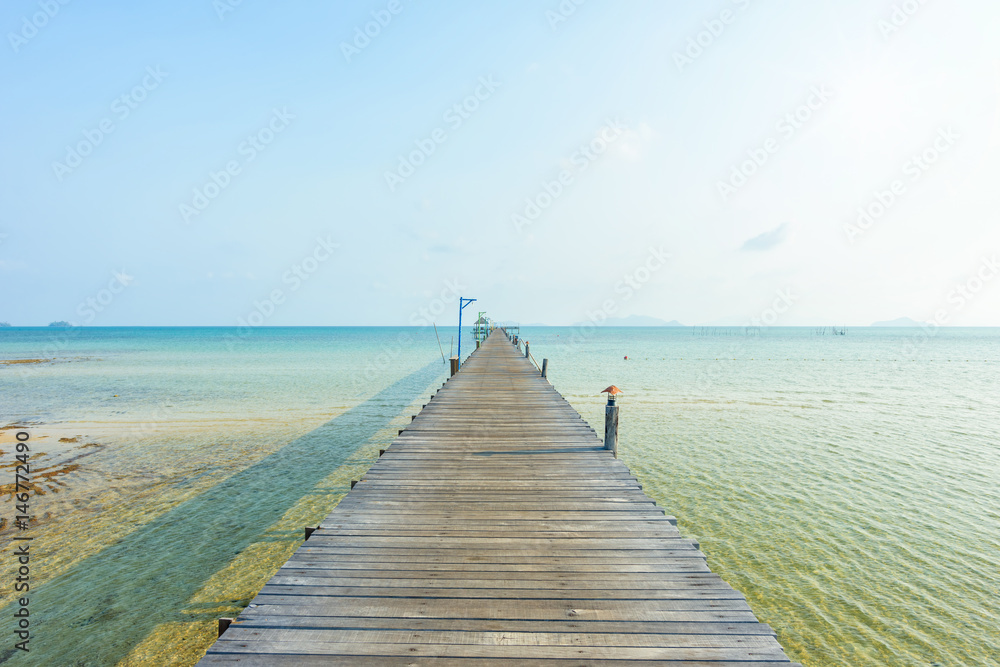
left=1, top=326, right=998, bottom=665
left=528, top=325, right=1000, bottom=667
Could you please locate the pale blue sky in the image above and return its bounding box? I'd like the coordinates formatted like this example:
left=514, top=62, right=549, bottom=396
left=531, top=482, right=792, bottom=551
left=2, top=1, right=998, bottom=326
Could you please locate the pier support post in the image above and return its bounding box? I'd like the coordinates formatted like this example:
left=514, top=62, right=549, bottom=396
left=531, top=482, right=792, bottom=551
left=476, top=340, right=481, bottom=350
left=605, top=396, right=619, bottom=458
left=218, top=618, right=234, bottom=637
left=525, top=342, right=530, bottom=359
left=450, top=357, right=459, bottom=376
left=541, top=358, right=548, bottom=379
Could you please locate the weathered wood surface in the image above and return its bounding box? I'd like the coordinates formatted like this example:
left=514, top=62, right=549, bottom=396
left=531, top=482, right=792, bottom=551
left=198, top=331, right=799, bottom=665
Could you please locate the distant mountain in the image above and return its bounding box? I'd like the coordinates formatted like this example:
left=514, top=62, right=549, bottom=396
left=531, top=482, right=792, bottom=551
left=0, top=322, right=10, bottom=327
left=574, top=315, right=684, bottom=327
left=872, top=317, right=926, bottom=327
left=48, top=321, right=72, bottom=327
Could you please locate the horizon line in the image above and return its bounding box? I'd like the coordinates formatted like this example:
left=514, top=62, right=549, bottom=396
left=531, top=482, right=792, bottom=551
left=4, top=324, right=1000, bottom=329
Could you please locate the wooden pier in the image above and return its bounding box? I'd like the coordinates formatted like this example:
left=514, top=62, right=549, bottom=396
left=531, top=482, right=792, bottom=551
left=198, top=331, right=799, bottom=665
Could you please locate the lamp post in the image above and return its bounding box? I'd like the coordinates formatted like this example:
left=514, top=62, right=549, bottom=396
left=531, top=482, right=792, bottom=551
left=457, top=297, right=477, bottom=365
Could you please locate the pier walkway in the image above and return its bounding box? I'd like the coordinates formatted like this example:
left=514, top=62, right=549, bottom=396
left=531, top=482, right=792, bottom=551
left=198, top=331, right=799, bottom=665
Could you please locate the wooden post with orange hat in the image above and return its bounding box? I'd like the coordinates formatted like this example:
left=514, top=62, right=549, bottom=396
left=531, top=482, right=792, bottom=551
left=602, top=385, right=622, bottom=458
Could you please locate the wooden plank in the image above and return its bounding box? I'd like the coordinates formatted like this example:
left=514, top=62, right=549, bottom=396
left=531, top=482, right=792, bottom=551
left=205, top=639, right=792, bottom=661
left=217, top=628, right=782, bottom=648
left=287, top=550, right=708, bottom=561
left=268, top=571, right=726, bottom=583
left=281, top=562, right=712, bottom=574
left=247, top=597, right=758, bottom=616
left=229, top=617, right=777, bottom=635
left=201, top=658, right=804, bottom=666
left=265, top=576, right=737, bottom=590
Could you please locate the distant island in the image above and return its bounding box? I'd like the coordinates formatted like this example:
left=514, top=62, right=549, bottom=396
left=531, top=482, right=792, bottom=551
left=872, top=317, right=926, bottom=327
left=48, top=321, right=72, bottom=327
left=0, top=322, right=10, bottom=327
left=574, top=315, right=685, bottom=327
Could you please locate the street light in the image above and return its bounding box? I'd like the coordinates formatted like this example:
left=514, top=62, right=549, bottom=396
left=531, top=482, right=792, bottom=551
left=457, top=297, right=477, bottom=364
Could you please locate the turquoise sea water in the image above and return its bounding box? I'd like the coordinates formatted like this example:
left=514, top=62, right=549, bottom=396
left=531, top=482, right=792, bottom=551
left=1, top=326, right=998, bottom=665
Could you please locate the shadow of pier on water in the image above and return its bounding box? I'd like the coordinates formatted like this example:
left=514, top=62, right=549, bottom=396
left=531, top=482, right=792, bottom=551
left=3, top=361, right=443, bottom=666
